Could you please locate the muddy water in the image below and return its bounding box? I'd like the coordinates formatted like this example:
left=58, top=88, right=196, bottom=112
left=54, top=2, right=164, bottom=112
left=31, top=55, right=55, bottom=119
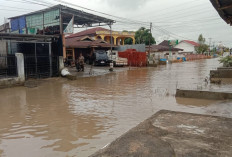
left=0, top=58, right=232, bottom=157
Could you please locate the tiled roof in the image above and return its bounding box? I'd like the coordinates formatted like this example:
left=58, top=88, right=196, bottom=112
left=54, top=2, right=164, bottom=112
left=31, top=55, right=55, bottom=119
left=158, top=40, right=170, bottom=47
left=66, top=27, right=110, bottom=39
left=65, top=35, right=113, bottom=48
left=183, top=40, right=200, bottom=47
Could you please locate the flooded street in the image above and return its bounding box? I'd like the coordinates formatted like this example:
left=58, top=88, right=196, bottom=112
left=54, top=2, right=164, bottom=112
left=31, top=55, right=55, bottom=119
left=0, top=58, right=232, bottom=157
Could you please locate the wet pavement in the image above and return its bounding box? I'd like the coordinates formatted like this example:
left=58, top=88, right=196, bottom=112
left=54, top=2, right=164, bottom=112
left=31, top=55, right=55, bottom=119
left=67, top=64, right=134, bottom=78
left=91, top=110, right=232, bottom=157
left=0, top=58, right=232, bottom=157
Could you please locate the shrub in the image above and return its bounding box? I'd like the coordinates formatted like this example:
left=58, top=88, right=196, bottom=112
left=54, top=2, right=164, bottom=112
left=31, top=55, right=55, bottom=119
left=219, top=56, right=232, bottom=67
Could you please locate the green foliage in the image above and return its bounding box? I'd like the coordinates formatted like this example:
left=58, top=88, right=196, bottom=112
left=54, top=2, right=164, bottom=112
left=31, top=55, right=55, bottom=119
left=135, top=27, right=156, bottom=45
left=195, top=34, right=209, bottom=54
left=124, top=38, right=133, bottom=45
left=219, top=56, right=232, bottom=67
left=198, top=34, right=205, bottom=44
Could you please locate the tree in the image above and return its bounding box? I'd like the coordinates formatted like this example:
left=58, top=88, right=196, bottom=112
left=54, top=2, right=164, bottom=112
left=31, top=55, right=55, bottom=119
left=195, top=34, right=209, bottom=54
left=124, top=38, right=133, bottom=45
left=135, top=27, right=156, bottom=45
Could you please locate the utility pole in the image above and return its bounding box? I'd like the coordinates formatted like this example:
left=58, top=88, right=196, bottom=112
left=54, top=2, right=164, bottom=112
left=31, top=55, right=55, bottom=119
left=148, top=22, right=152, bottom=62
left=109, top=22, right=114, bottom=71
left=208, top=38, right=212, bottom=56
left=109, top=23, right=113, bottom=56
left=213, top=41, right=215, bottom=56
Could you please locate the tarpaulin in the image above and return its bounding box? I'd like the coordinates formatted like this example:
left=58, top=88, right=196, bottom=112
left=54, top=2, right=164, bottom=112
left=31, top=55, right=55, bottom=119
left=10, top=16, right=26, bottom=33
left=19, top=16, right=26, bottom=29
left=11, top=18, right=19, bottom=32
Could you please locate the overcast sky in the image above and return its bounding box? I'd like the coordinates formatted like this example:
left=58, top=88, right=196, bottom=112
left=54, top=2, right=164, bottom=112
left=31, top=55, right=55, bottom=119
left=0, top=0, right=231, bottom=47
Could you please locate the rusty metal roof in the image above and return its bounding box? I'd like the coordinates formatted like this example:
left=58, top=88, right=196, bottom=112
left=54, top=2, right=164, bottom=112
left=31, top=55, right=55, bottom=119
left=9, top=4, right=115, bottom=26
left=210, top=0, right=232, bottom=25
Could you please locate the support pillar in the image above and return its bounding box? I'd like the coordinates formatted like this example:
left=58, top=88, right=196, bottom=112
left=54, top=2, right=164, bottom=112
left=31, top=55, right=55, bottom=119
left=72, top=48, right=75, bottom=60
left=113, top=36, right=118, bottom=45
left=132, top=37, right=135, bottom=45
left=59, top=56, right=64, bottom=71
left=62, top=34, right=66, bottom=59
left=15, top=53, right=25, bottom=82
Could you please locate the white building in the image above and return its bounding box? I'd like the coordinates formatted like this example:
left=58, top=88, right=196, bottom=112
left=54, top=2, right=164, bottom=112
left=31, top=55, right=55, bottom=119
left=175, top=40, right=199, bottom=54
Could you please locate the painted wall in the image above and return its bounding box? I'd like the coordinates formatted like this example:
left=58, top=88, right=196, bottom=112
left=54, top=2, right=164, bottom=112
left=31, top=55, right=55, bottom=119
left=175, top=42, right=196, bottom=54
left=117, top=44, right=145, bottom=52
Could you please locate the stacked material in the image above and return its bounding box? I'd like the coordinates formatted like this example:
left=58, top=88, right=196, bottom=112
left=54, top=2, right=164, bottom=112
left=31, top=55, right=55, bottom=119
left=118, top=49, right=147, bottom=67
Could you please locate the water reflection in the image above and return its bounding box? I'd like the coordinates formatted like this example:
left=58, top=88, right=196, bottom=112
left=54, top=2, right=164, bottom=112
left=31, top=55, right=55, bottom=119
left=0, top=58, right=232, bottom=157
left=0, top=82, right=112, bottom=157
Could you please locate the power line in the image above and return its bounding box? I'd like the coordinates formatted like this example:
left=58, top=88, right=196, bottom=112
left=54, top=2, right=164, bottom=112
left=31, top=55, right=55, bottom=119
left=1, top=0, right=51, bottom=7
left=132, top=0, right=203, bottom=19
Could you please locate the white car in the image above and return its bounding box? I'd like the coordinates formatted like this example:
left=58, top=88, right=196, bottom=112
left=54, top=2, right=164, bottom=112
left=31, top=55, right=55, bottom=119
left=107, top=50, right=128, bottom=67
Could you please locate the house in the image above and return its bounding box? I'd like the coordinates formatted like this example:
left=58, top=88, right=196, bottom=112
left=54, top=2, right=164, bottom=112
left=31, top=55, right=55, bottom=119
left=146, top=44, right=183, bottom=62
left=8, top=4, right=114, bottom=58
left=1, top=4, right=114, bottom=79
left=158, top=40, right=170, bottom=47
left=0, top=23, right=10, bottom=33
left=65, top=36, right=114, bottom=63
left=174, top=40, right=200, bottom=54
left=67, top=27, right=135, bottom=46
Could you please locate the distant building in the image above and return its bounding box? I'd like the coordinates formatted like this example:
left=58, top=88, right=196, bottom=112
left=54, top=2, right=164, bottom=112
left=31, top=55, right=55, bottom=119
left=146, top=44, right=183, bottom=61
left=158, top=40, right=170, bottom=47
left=65, top=36, right=114, bottom=62
left=0, top=23, right=10, bottom=33
left=174, top=40, right=199, bottom=54
left=67, top=27, right=135, bottom=46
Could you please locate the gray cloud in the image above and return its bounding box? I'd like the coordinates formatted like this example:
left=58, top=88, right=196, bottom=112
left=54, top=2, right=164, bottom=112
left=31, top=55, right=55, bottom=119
left=101, top=0, right=150, bottom=10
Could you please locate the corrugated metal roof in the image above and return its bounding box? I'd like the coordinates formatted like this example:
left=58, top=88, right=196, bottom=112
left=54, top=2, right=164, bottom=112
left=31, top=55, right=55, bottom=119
left=210, top=0, right=232, bottom=25
left=9, top=4, right=114, bottom=26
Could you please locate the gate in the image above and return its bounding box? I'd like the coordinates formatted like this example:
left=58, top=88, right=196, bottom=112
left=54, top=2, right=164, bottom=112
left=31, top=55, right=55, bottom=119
left=24, top=55, right=59, bottom=79
left=0, top=54, right=18, bottom=78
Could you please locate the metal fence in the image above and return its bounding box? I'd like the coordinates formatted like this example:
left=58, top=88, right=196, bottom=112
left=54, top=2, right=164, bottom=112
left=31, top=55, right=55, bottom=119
left=24, top=55, right=59, bottom=79
left=0, top=54, right=18, bottom=78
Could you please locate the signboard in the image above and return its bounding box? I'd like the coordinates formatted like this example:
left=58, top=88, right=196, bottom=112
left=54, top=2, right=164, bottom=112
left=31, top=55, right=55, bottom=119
left=168, top=40, right=179, bottom=46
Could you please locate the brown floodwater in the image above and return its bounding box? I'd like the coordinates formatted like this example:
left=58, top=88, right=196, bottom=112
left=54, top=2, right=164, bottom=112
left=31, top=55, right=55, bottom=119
left=0, top=58, right=232, bottom=157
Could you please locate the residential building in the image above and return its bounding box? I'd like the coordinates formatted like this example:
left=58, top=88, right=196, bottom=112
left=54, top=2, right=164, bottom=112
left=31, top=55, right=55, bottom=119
left=65, top=36, right=114, bottom=63
left=174, top=40, right=200, bottom=54
left=67, top=27, right=135, bottom=46
left=7, top=4, right=114, bottom=58
left=146, top=44, right=183, bottom=61
left=0, top=23, right=10, bottom=33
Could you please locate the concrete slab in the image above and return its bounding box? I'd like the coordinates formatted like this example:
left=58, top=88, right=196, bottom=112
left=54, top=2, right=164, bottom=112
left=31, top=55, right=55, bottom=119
left=90, top=110, right=232, bottom=157
left=210, top=69, right=232, bottom=78
left=175, top=89, right=232, bottom=100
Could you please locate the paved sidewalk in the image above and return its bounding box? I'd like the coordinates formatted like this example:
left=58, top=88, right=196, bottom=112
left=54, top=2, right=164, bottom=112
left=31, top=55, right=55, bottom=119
left=67, top=65, right=132, bottom=78
left=90, top=110, right=232, bottom=157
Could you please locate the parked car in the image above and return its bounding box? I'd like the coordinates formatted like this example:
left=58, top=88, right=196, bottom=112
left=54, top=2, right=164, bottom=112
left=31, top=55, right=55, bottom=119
left=94, top=50, right=109, bottom=66
left=107, top=50, right=128, bottom=67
